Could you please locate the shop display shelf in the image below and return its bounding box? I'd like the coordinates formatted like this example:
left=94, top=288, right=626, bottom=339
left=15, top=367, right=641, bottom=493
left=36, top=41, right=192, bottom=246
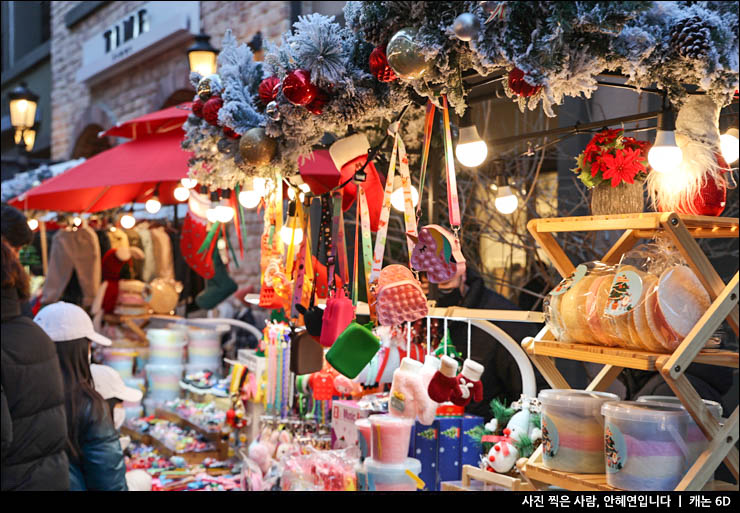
left=518, top=451, right=739, bottom=492
left=523, top=339, right=738, bottom=371
left=441, top=464, right=535, bottom=491
left=523, top=212, right=739, bottom=491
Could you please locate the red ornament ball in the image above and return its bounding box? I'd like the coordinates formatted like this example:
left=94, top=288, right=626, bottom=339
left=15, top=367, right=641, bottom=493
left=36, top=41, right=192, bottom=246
left=282, top=69, right=318, bottom=106
left=305, top=89, right=329, bottom=115
left=223, top=126, right=240, bottom=139
left=258, top=76, right=281, bottom=105
left=203, top=95, right=223, bottom=126
left=507, top=67, right=542, bottom=98
left=369, top=46, right=397, bottom=83
left=192, top=98, right=205, bottom=118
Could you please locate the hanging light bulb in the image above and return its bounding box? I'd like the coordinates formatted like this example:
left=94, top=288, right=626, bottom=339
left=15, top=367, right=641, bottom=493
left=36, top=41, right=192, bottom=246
left=145, top=184, right=162, bottom=214
left=298, top=183, right=312, bottom=194
left=280, top=201, right=303, bottom=245
left=180, top=177, right=198, bottom=189
left=720, top=127, right=739, bottom=164
left=493, top=176, right=518, bottom=215
left=253, top=177, right=267, bottom=196
left=238, top=189, right=261, bottom=209
left=73, top=216, right=82, bottom=227
left=215, top=189, right=235, bottom=223
left=27, top=218, right=39, bottom=230
left=390, top=175, right=419, bottom=212
left=173, top=185, right=190, bottom=202
left=455, top=109, right=488, bottom=168
left=648, top=105, right=683, bottom=173
left=120, top=213, right=136, bottom=229
left=206, top=191, right=220, bottom=223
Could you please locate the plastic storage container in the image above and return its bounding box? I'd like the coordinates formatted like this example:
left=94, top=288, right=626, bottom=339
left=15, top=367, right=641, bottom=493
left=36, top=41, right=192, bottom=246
left=102, top=348, right=138, bottom=380
left=539, top=389, right=619, bottom=473
left=187, top=327, right=223, bottom=372
left=364, top=457, right=421, bottom=491
left=636, top=395, right=722, bottom=462
left=355, top=418, right=371, bottom=460
left=145, top=364, right=184, bottom=401
left=602, top=401, right=691, bottom=491
left=369, top=414, right=414, bottom=464
left=147, top=329, right=187, bottom=365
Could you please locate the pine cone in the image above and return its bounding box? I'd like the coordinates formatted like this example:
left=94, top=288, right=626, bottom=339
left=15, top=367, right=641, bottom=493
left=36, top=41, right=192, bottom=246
left=670, top=16, right=711, bottom=60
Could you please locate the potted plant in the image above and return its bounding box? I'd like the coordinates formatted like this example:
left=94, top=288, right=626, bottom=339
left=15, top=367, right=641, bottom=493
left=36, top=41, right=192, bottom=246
left=572, top=128, right=651, bottom=215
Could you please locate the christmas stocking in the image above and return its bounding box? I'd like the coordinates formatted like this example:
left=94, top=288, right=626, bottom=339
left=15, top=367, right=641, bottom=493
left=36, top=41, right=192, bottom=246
left=426, top=355, right=459, bottom=403
left=450, top=359, right=484, bottom=407
left=195, top=243, right=237, bottom=310
left=181, top=210, right=215, bottom=279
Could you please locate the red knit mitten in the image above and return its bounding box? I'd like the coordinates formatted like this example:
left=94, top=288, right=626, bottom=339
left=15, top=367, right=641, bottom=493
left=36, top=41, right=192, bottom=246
left=426, top=355, right=459, bottom=403
left=450, top=359, right=484, bottom=407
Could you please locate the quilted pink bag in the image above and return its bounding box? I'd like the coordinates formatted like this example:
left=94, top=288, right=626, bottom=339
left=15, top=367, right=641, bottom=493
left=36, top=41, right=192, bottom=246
left=319, top=287, right=355, bottom=348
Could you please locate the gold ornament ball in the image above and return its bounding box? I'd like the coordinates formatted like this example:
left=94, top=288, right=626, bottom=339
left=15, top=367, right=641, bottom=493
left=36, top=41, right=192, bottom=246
left=239, top=127, right=277, bottom=167
left=386, top=27, right=432, bottom=80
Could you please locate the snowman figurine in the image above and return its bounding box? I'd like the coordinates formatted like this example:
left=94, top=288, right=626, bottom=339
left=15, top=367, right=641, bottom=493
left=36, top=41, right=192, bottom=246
left=482, top=429, right=519, bottom=473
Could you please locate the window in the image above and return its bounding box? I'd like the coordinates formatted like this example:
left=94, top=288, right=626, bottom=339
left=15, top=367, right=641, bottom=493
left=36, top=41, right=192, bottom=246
left=2, top=1, right=50, bottom=71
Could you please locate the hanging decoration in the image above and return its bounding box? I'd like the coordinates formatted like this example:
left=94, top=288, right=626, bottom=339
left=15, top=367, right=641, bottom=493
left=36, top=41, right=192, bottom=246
left=647, top=95, right=730, bottom=216
left=368, top=46, right=398, bottom=83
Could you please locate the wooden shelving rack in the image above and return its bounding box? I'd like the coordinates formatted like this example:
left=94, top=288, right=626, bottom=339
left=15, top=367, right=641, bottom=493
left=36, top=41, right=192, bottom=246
left=518, top=212, right=739, bottom=492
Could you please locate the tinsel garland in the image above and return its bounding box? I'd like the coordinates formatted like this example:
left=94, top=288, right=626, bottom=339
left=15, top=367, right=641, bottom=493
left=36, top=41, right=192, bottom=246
left=185, top=2, right=738, bottom=190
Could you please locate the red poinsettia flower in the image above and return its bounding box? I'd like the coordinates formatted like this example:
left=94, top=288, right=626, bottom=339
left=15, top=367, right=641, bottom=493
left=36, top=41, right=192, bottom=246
left=583, top=142, right=601, bottom=163
left=590, top=152, right=607, bottom=177
left=592, top=128, right=623, bottom=146
left=601, top=148, right=646, bottom=187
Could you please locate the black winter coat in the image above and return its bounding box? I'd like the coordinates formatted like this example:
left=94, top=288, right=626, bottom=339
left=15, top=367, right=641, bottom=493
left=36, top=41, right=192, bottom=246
left=68, top=398, right=128, bottom=491
left=1, top=287, right=70, bottom=491
left=436, top=268, right=548, bottom=420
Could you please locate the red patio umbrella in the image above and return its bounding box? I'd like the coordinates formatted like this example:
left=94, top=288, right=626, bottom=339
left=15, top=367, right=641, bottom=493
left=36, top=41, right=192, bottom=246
left=101, top=102, right=192, bottom=139
left=10, top=129, right=192, bottom=213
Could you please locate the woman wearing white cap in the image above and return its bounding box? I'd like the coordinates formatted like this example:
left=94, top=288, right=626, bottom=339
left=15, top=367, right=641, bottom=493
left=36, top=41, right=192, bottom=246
left=91, top=364, right=151, bottom=492
left=34, top=302, right=127, bottom=491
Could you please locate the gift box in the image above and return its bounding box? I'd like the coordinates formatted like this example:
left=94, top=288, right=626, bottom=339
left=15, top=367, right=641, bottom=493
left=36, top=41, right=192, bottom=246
left=412, top=420, right=439, bottom=491
left=437, top=416, right=462, bottom=488
left=331, top=400, right=372, bottom=450
left=460, top=415, right=484, bottom=468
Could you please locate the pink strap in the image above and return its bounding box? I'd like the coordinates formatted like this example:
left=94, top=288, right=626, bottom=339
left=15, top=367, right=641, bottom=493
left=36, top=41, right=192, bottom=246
left=441, top=95, right=461, bottom=229
left=369, top=134, right=398, bottom=284
left=397, top=136, right=418, bottom=263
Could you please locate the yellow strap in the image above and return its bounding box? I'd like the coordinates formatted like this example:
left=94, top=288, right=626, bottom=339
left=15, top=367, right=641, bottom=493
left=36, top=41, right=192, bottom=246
left=405, top=470, right=425, bottom=490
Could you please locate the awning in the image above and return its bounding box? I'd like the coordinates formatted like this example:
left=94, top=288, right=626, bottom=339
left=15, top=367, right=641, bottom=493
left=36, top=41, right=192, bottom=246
left=10, top=130, right=192, bottom=213
left=100, top=102, right=192, bottom=139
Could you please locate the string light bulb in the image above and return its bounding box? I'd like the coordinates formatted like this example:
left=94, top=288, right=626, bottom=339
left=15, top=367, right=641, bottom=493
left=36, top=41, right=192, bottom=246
left=280, top=201, right=303, bottom=245
left=648, top=105, right=683, bottom=173
left=120, top=213, right=136, bottom=229
left=73, top=216, right=82, bottom=227
left=238, top=189, right=261, bottom=209
left=720, top=127, right=739, bottom=164
left=145, top=184, right=162, bottom=214
left=206, top=191, right=220, bottom=223
left=215, top=189, right=235, bottom=223
left=180, top=177, right=198, bottom=189
left=27, top=218, right=39, bottom=230
left=173, top=185, right=190, bottom=202
left=390, top=175, right=419, bottom=212
left=455, top=109, right=488, bottom=168
left=493, top=176, right=518, bottom=215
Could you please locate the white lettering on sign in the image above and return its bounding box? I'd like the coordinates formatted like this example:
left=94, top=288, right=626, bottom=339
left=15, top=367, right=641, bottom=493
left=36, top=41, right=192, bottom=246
left=103, top=9, right=149, bottom=54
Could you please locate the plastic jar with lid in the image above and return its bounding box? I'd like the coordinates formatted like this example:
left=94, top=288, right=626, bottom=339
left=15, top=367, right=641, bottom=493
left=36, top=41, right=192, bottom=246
left=539, top=389, right=619, bottom=473
left=602, top=401, right=691, bottom=491
left=364, top=457, right=422, bottom=491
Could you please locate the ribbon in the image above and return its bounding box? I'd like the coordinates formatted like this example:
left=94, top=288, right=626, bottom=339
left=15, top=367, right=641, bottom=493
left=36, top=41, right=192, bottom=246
left=416, top=101, right=436, bottom=220
left=232, top=186, right=244, bottom=259
left=397, top=136, right=418, bottom=263
left=290, top=206, right=310, bottom=319
left=358, top=187, right=374, bottom=317
left=441, top=95, right=461, bottom=229
left=352, top=195, right=361, bottom=307
left=483, top=1, right=506, bottom=24
left=329, top=191, right=349, bottom=288
left=369, top=133, right=398, bottom=285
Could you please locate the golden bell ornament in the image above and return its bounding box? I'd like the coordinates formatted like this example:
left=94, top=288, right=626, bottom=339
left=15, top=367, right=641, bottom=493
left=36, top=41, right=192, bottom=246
left=239, top=127, right=277, bottom=167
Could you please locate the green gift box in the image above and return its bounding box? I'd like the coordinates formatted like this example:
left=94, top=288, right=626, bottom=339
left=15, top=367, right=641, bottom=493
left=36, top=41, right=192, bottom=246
left=325, top=321, right=380, bottom=379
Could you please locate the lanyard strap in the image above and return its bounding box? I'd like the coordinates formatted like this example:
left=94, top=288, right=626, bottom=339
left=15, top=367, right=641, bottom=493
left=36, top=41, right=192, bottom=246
left=441, top=95, right=461, bottom=229
left=369, top=131, right=398, bottom=285
left=397, top=135, right=418, bottom=263
left=328, top=192, right=342, bottom=288
left=358, top=187, right=374, bottom=310
left=290, top=205, right=310, bottom=319
left=352, top=196, right=360, bottom=306
left=416, top=101, right=436, bottom=220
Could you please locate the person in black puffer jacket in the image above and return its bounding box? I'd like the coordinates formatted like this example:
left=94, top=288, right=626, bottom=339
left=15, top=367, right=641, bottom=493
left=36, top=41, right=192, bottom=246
left=1, top=237, right=69, bottom=491
left=34, top=301, right=127, bottom=491
left=436, top=265, right=548, bottom=420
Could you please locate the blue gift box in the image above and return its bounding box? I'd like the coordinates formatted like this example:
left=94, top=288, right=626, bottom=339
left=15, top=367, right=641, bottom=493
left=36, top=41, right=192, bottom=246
left=437, top=417, right=462, bottom=488
left=412, top=420, right=439, bottom=491
left=460, top=415, right=484, bottom=468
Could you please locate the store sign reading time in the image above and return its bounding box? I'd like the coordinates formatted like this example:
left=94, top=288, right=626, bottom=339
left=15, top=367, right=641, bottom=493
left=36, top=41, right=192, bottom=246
left=77, top=1, right=200, bottom=84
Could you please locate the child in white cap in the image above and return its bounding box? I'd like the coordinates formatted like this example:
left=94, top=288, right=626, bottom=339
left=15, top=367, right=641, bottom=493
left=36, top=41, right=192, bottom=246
left=34, top=301, right=127, bottom=491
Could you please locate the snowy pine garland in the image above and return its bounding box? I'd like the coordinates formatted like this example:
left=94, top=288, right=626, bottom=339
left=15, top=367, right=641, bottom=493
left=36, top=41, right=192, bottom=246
left=185, top=2, right=738, bottom=190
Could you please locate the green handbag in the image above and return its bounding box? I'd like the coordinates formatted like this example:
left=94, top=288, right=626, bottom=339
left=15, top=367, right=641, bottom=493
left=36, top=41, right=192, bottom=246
left=325, top=321, right=380, bottom=379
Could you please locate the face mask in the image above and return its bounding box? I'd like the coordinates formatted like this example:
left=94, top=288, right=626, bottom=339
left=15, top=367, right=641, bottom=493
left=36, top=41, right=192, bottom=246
left=436, top=286, right=463, bottom=307
left=113, top=406, right=126, bottom=430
